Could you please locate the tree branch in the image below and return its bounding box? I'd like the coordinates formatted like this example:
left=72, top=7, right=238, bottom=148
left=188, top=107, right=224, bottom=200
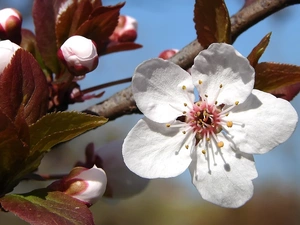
left=85, top=0, right=300, bottom=121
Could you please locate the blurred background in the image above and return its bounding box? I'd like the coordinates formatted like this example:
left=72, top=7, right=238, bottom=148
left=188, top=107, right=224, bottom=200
left=1, top=0, right=300, bottom=224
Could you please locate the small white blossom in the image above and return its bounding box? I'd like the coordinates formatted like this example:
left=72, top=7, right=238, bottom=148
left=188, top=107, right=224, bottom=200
left=0, top=40, right=20, bottom=74
left=122, top=43, right=298, bottom=208
left=57, top=35, right=98, bottom=76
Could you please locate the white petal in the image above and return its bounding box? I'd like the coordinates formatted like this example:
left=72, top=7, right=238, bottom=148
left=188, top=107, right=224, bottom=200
left=227, top=89, right=298, bottom=154
left=132, top=58, right=195, bottom=123
left=122, top=118, right=192, bottom=178
left=190, top=138, right=257, bottom=208
left=96, top=140, right=149, bottom=198
left=191, top=43, right=254, bottom=105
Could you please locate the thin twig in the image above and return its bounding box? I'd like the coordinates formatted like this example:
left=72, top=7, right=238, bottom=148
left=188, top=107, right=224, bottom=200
left=85, top=0, right=300, bottom=121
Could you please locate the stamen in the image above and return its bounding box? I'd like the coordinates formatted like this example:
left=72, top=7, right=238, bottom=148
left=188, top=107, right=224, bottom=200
left=183, top=111, right=186, bottom=114
left=182, top=85, right=186, bottom=90
left=235, top=101, right=239, bottom=105
left=205, top=94, right=208, bottom=98
left=202, top=150, right=206, bottom=154
left=184, top=103, right=188, bottom=107
left=198, top=80, right=202, bottom=85
left=182, top=131, right=186, bottom=134
left=219, top=84, right=223, bottom=88
left=226, top=121, right=233, bottom=128
left=215, top=101, right=218, bottom=105
left=217, top=141, right=224, bottom=148
left=166, top=124, right=171, bottom=127
left=185, top=145, right=189, bottom=149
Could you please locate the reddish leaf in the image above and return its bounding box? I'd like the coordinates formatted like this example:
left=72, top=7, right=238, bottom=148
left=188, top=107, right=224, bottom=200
left=248, top=32, right=271, bottom=67
left=56, top=0, right=94, bottom=47
left=194, top=0, right=231, bottom=48
left=269, top=83, right=300, bottom=101
left=254, top=62, right=300, bottom=94
left=33, top=0, right=61, bottom=74
left=102, top=42, right=142, bottom=55
left=0, top=189, right=95, bottom=225
left=75, top=3, right=124, bottom=54
left=0, top=110, right=29, bottom=195
left=91, top=0, right=102, bottom=8
left=1, top=49, right=49, bottom=125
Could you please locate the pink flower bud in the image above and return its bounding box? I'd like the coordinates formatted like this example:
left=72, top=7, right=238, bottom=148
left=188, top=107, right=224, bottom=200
left=57, top=35, right=99, bottom=76
left=0, top=8, right=22, bottom=44
left=49, top=166, right=107, bottom=206
left=158, top=49, right=179, bottom=60
left=0, top=39, right=20, bottom=74
left=110, top=15, right=138, bottom=43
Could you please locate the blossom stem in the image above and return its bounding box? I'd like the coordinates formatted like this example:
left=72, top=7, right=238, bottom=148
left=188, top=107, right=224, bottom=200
left=81, top=77, right=132, bottom=95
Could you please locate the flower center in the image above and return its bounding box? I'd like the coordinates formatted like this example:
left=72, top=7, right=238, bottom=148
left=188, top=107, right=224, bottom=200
left=187, top=101, right=223, bottom=140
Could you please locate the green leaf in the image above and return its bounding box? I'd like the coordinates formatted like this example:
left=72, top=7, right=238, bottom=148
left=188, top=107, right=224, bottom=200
left=254, top=62, right=300, bottom=92
left=0, top=189, right=95, bottom=225
left=32, top=0, right=61, bottom=74
left=247, top=32, right=271, bottom=67
left=194, top=0, right=231, bottom=48
left=29, top=111, right=107, bottom=154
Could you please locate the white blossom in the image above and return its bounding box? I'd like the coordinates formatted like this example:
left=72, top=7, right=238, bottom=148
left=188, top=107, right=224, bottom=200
left=122, top=43, right=298, bottom=208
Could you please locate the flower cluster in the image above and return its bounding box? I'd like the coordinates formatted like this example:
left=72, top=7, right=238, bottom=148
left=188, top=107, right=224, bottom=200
left=122, top=43, right=298, bottom=208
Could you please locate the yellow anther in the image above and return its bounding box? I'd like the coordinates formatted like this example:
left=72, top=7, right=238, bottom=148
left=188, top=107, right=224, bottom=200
left=225, top=113, right=229, bottom=116
left=182, top=131, right=186, bottom=134
left=206, top=137, right=210, bottom=141
left=183, top=111, right=186, bottom=114
left=182, top=85, right=186, bottom=90
left=197, top=102, right=201, bottom=106
left=166, top=124, right=171, bottom=127
left=215, top=101, right=218, bottom=105
left=217, top=141, right=224, bottom=148
left=219, top=84, right=223, bottom=88
left=202, top=150, right=206, bottom=154
left=205, top=94, right=208, bottom=98
left=198, top=80, right=202, bottom=84
left=227, top=121, right=233, bottom=128
left=185, top=145, right=189, bottom=149
left=184, top=103, right=188, bottom=107
left=235, top=101, right=239, bottom=105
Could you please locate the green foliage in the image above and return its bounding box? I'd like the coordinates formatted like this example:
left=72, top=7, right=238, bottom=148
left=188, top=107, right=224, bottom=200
left=193, top=0, right=231, bottom=48
left=0, top=189, right=95, bottom=225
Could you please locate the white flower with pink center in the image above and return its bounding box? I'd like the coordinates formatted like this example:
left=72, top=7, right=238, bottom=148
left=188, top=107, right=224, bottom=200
left=122, top=43, right=298, bottom=208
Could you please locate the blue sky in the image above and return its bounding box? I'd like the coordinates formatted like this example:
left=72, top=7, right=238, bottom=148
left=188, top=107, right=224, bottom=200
left=3, top=0, right=300, bottom=191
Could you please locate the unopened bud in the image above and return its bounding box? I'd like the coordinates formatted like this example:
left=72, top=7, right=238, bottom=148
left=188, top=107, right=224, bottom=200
left=49, top=165, right=107, bottom=206
left=158, top=49, right=179, bottom=60
left=57, top=35, right=99, bottom=76
left=0, top=8, right=22, bottom=44
left=110, top=15, right=137, bottom=43
left=0, top=39, right=20, bottom=74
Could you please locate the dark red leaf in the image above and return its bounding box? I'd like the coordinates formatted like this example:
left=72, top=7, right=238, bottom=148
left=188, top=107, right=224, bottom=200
left=247, top=32, right=271, bottom=67
left=56, top=0, right=94, bottom=47
left=1, top=49, right=49, bottom=125
left=270, top=83, right=300, bottom=101
left=0, top=189, right=95, bottom=225
left=32, top=0, right=61, bottom=74
left=75, top=3, right=125, bottom=54
left=194, top=0, right=231, bottom=48
left=0, top=110, right=29, bottom=195
left=254, top=62, right=300, bottom=94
